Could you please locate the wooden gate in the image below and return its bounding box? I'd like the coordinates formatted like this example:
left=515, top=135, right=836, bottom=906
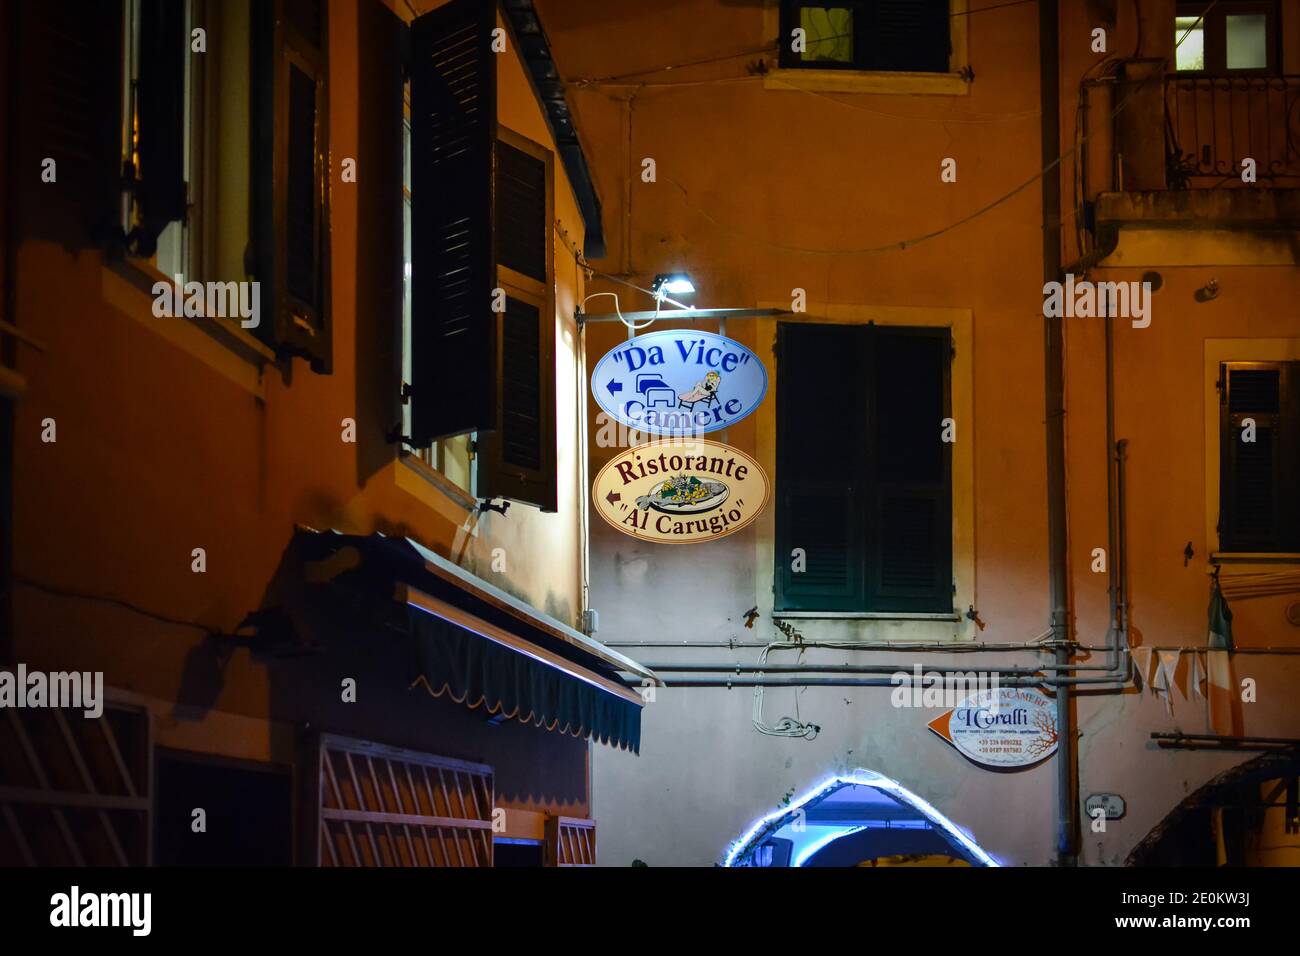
left=304, top=733, right=494, bottom=866
left=545, top=815, right=595, bottom=866
left=0, top=696, right=151, bottom=865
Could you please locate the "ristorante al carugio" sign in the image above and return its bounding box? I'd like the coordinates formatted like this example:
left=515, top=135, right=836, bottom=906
left=592, top=439, right=769, bottom=543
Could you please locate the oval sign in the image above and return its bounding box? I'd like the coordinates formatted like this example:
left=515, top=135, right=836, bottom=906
left=591, top=330, right=768, bottom=436
left=593, top=439, right=770, bottom=544
left=927, top=687, right=1058, bottom=769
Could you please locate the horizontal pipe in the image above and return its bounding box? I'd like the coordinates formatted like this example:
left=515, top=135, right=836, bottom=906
left=660, top=677, right=1057, bottom=688
left=642, top=662, right=1044, bottom=676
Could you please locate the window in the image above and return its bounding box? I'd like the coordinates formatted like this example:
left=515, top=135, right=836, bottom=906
left=775, top=323, right=952, bottom=613
left=778, top=0, right=952, bottom=73
left=1218, top=362, right=1300, bottom=553
left=407, top=0, right=558, bottom=512
left=116, top=0, right=332, bottom=370
left=1175, top=2, right=1278, bottom=74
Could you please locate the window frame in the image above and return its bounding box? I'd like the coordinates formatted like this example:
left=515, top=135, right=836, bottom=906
left=1174, top=0, right=1280, bottom=76
left=777, top=0, right=956, bottom=75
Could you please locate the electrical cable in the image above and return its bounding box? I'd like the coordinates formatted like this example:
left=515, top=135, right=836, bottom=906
left=644, top=3, right=1217, bottom=259
left=15, top=576, right=221, bottom=635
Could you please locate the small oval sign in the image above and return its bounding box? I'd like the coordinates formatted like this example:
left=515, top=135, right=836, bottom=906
left=927, top=688, right=1059, bottom=769
left=591, top=329, right=768, bottom=436
left=593, top=439, right=770, bottom=544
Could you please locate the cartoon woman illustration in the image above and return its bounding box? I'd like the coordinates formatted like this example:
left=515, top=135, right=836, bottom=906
left=678, top=370, right=720, bottom=409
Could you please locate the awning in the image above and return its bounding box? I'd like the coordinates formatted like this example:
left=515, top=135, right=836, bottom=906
left=295, top=528, right=656, bottom=753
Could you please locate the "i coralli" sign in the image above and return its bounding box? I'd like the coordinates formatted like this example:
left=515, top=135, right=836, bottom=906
left=927, top=688, right=1059, bottom=769
left=593, top=439, right=770, bottom=543
left=591, top=330, right=768, bottom=436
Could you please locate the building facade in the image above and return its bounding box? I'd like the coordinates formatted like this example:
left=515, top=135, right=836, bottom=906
left=2, top=0, right=1299, bottom=870
left=540, top=0, right=1300, bottom=866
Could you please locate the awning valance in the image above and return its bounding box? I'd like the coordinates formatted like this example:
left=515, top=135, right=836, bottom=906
left=296, top=529, right=653, bottom=753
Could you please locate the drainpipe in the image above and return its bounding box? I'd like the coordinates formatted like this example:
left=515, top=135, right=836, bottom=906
left=1039, top=0, right=1077, bottom=866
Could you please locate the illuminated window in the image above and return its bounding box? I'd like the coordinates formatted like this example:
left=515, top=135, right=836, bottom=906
left=1175, top=2, right=1277, bottom=74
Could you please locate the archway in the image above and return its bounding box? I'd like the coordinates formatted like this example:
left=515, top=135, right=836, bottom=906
left=1127, top=751, right=1300, bottom=866
left=724, top=769, right=999, bottom=867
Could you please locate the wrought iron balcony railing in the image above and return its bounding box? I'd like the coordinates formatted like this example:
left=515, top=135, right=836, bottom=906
left=1165, top=75, right=1300, bottom=189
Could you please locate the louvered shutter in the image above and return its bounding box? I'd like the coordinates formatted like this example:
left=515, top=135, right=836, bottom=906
left=478, top=130, right=557, bottom=511
left=131, top=0, right=188, bottom=257
left=775, top=323, right=867, bottom=611
left=13, top=0, right=123, bottom=250
left=1220, top=362, right=1300, bottom=552
left=495, top=140, right=547, bottom=282
left=479, top=292, right=557, bottom=510
left=866, top=327, right=953, bottom=612
left=252, top=0, right=332, bottom=371
left=868, top=0, right=951, bottom=73
left=409, top=0, right=497, bottom=444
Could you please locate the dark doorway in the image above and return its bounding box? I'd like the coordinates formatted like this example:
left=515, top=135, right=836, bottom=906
left=155, top=750, right=293, bottom=866
left=494, top=840, right=544, bottom=867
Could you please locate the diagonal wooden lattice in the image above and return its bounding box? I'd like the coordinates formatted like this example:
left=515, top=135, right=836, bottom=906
left=315, top=734, right=493, bottom=867
left=0, top=698, right=151, bottom=866
left=545, top=815, right=595, bottom=867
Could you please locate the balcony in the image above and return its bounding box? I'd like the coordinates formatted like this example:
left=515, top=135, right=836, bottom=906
left=1084, top=60, right=1300, bottom=264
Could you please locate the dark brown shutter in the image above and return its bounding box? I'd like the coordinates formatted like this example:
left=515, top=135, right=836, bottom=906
left=251, top=0, right=332, bottom=371
left=354, top=0, right=407, bottom=482
left=866, top=328, right=953, bottom=612
left=13, top=0, right=123, bottom=250
left=1220, top=362, right=1300, bottom=551
left=775, top=323, right=867, bottom=611
left=869, top=0, right=951, bottom=73
left=495, top=140, right=547, bottom=282
left=478, top=295, right=558, bottom=511
left=409, top=0, right=497, bottom=444
left=131, top=0, right=188, bottom=257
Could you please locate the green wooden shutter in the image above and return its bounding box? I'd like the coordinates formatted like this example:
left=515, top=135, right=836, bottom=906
left=13, top=0, right=123, bottom=250
left=775, top=323, right=867, bottom=611
left=252, top=0, right=332, bottom=371
left=866, top=327, right=953, bottom=613
left=409, top=0, right=497, bottom=444
left=1220, top=362, right=1300, bottom=552
left=131, top=0, right=188, bottom=257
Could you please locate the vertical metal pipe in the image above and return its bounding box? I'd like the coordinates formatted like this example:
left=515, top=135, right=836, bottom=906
left=1039, top=0, right=1077, bottom=866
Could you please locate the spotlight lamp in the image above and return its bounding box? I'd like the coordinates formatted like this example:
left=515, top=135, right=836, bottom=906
left=651, top=273, right=696, bottom=297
